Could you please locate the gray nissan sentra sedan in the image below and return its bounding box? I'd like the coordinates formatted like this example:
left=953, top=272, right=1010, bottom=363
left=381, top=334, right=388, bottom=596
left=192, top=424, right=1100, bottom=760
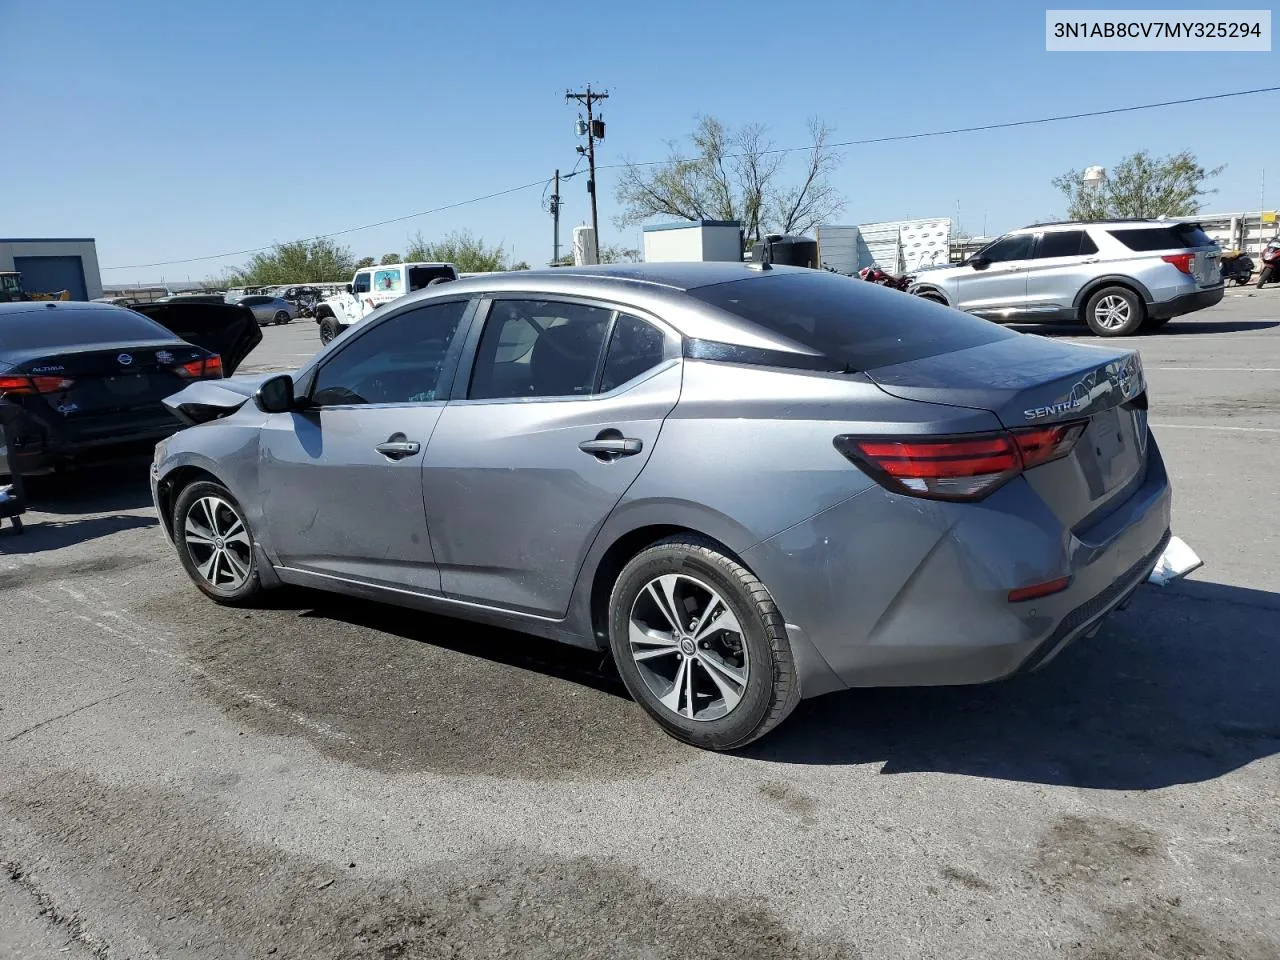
left=151, top=263, right=1172, bottom=750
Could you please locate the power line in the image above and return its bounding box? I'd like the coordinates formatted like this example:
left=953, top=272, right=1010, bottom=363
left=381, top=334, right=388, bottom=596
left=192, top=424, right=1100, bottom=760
left=597, top=85, right=1280, bottom=170
left=103, top=85, right=1279, bottom=271
left=102, top=178, right=551, bottom=271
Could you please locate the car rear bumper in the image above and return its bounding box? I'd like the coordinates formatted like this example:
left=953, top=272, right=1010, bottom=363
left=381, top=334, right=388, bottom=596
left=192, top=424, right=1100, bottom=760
left=1148, top=284, right=1224, bottom=319
left=743, top=440, right=1173, bottom=696
left=1, top=412, right=178, bottom=475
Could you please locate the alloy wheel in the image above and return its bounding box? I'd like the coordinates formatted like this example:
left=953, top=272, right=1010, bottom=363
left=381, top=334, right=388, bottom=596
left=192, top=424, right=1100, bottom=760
left=1094, top=294, right=1131, bottom=331
left=182, top=495, right=252, bottom=590
left=628, top=573, right=750, bottom=722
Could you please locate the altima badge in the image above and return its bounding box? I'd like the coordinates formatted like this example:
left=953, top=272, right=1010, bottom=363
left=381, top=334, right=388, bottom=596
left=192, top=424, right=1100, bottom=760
left=117, top=353, right=134, bottom=365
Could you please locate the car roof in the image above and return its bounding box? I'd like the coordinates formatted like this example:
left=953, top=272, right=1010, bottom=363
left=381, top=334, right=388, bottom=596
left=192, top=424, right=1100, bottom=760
left=1017, top=218, right=1195, bottom=232
left=318, top=263, right=855, bottom=368
left=0, top=300, right=138, bottom=319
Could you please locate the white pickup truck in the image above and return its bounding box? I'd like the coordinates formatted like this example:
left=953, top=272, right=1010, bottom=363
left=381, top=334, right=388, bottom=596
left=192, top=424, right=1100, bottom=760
left=313, top=262, right=458, bottom=344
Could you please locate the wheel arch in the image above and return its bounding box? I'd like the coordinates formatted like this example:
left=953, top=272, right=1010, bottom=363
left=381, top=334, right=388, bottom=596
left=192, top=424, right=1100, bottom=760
left=910, top=284, right=950, bottom=305
left=1072, top=275, right=1153, bottom=318
left=155, top=462, right=229, bottom=541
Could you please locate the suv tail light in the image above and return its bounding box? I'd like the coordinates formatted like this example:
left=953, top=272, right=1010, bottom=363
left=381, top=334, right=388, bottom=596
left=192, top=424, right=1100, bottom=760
left=1161, top=253, right=1195, bottom=275
left=174, top=354, right=224, bottom=379
left=834, top=420, right=1088, bottom=502
left=0, top=374, right=75, bottom=396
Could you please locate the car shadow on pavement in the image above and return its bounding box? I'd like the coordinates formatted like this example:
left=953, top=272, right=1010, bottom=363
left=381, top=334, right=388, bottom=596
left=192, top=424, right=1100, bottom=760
left=0, top=513, right=156, bottom=554
left=747, top=582, right=1280, bottom=790
left=21, top=458, right=155, bottom=515
left=300, top=593, right=629, bottom=699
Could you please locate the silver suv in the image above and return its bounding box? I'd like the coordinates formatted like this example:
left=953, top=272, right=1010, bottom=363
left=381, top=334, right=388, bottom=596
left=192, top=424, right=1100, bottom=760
left=910, top=220, right=1223, bottom=336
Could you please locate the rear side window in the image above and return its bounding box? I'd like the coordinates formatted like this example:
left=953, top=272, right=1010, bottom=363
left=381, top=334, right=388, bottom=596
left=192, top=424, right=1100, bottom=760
left=600, top=314, right=665, bottom=392
left=0, top=306, right=174, bottom=351
left=468, top=300, right=612, bottom=400
left=1108, top=224, right=1216, bottom=251
left=1035, top=231, right=1090, bottom=258
left=686, top=271, right=1015, bottom=372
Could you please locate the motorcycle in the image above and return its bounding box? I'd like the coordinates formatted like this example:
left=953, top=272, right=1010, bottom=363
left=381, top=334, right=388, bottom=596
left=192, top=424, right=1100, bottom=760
left=857, top=265, right=913, bottom=292
left=1219, top=249, right=1254, bottom=286
left=1255, top=238, right=1280, bottom=288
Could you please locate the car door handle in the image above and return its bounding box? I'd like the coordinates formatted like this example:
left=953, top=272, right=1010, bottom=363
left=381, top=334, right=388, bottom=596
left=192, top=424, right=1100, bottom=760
left=579, top=437, right=643, bottom=459
left=374, top=435, right=421, bottom=460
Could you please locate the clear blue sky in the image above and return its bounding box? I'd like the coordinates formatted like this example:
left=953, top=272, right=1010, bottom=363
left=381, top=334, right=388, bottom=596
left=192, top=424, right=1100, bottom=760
left=4, top=0, right=1277, bottom=283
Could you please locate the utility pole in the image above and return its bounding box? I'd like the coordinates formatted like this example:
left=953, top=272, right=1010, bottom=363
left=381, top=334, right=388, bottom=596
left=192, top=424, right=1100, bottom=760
left=566, top=84, right=608, bottom=261
left=550, top=169, right=561, bottom=266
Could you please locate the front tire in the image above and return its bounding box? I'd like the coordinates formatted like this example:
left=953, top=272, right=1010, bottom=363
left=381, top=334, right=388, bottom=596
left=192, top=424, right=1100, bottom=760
left=1257, top=265, right=1273, bottom=288
left=1084, top=286, right=1145, bottom=336
left=608, top=536, right=800, bottom=750
left=318, top=316, right=340, bottom=345
left=172, top=480, right=263, bottom=606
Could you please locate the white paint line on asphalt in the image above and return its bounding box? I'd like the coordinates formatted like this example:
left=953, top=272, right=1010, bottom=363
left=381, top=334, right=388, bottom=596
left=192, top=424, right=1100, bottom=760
left=1150, top=422, right=1280, bottom=433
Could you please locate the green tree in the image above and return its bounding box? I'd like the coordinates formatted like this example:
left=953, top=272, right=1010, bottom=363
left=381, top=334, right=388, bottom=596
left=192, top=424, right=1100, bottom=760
left=226, top=238, right=355, bottom=285
left=551, top=244, right=639, bottom=266
left=404, top=230, right=527, bottom=272
left=614, top=115, right=843, bottom=244
left=354, top=256, right=376, bottom=270
left=380, top=252, right=401, bottom=265
left=1052, top=151, right=1224, bottom=220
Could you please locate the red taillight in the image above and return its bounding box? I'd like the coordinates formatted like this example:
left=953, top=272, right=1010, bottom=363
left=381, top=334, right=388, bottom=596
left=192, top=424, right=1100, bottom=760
left=1011, top=421, right=1089, bottom=469
left=1161, top=253, right=1194, bottom=275
left=174, top=354, right=223, bottom=379
left=0, top=374, right=74, bottom=396
left=835, top=419, right=1088, bottom=502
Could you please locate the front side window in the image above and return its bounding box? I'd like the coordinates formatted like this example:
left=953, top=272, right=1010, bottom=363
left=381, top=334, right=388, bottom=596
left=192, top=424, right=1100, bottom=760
left=352, top=272, right=371, bottom=295
left=310, top=300, right=468, bottom=406
left=977, top=234, right=1034, bottom=262
left=468, top=300, right=613, bottom=400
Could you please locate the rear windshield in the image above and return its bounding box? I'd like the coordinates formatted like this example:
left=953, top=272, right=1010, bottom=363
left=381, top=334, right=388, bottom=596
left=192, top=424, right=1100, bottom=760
left=1108, top=224, right=1216, bottom=251
left=0, top=306, right=174, bottom=352
left=408, top=265, right=456, bottom=291
left=685, top=270, right=1016, bottom=371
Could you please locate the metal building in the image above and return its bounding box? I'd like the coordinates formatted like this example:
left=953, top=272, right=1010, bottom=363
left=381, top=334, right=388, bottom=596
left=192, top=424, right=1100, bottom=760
left=0, top=238, right=103, bottom=300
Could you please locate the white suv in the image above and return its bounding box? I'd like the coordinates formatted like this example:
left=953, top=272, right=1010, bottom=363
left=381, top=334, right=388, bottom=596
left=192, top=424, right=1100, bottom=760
left=314, top=262, right=458, bottom=344
left=909, top=220, right=1223, bottom=336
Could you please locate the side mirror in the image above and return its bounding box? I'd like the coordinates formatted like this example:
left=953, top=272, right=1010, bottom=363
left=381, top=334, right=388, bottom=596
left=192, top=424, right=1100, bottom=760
left=968, top=257, right=991, bottom=271
left=345, top=284, right=353, bottom=295
left=255, top=374, right=296, bottom=413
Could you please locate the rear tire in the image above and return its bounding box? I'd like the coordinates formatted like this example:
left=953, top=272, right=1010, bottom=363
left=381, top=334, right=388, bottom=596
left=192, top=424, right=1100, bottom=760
left=916, top=291, right=947, bottom=305
left=607, top=536, right=800, bottom=751
left=274, top=310, right=290, bottom=325
left=172, top=480, right=263, bottom=606
left=1084, top=286, right=1145, bottom=336
left=318, top=316, right=340, bottom=345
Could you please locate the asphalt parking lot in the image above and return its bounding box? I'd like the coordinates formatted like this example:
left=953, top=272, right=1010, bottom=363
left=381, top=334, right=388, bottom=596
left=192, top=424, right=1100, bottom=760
left=2, top=297, right=1278, bottom=960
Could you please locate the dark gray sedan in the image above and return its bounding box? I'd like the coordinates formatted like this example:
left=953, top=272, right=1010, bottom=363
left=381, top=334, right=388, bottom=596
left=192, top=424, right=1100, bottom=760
left=152, top=263, right=1175, bottom=750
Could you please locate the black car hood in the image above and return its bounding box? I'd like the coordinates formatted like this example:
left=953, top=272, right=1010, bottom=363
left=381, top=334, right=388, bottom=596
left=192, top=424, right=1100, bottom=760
left=131, top=302, right=261, bottom=375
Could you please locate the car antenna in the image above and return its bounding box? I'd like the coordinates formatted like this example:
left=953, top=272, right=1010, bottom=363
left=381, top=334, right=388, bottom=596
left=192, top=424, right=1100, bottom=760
left=749, top=235, right=773, bottom=271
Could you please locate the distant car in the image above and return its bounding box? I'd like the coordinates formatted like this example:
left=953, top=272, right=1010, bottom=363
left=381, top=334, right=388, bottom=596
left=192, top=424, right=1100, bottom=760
left=909, top=219, right=1224, bottom=336
left=229, top=295, right=299, bottom=326
left=0, top=300, right=260, bottom=475
left=152, top=264, right=1173, bottom=751
left=314, top=262, right=458, bottom=344
left=155, top=294, right=228, bottom=305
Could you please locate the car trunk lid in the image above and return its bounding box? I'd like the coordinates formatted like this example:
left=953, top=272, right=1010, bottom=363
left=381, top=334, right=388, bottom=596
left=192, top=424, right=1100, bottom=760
left=130, top=302, right=262, bottom=375
left=865, top=334, right=1149, bottom=530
